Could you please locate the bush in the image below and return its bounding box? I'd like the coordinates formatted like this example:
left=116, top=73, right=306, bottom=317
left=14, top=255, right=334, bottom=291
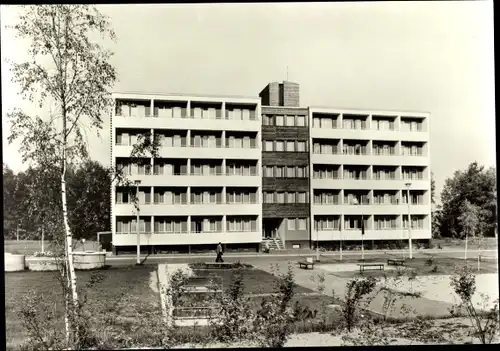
left=449, top=265, right=500, bottom=344
left=33, top=251, right=56, bottom=257
left=339, top=276, right=378, bottom=332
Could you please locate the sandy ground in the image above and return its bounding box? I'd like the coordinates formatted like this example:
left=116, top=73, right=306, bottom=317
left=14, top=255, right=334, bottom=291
left=320, top=263, right=399, bottom=273
left=173, top=317, right=495, bottom=348
left=380, top=273, right=499, bottom=309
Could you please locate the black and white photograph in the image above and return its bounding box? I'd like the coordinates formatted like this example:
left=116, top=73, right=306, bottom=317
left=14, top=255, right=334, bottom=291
left=1, top=1, right=498, bottom=349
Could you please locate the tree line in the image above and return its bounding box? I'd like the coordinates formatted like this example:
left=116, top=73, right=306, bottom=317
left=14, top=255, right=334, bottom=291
left=3, top=161, right=111, bottom=241
left=433, top=161, right=497, bottom=239
left=4, top=159, right=495, bottom=242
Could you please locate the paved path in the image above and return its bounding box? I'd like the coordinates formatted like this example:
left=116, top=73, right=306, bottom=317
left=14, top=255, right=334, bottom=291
left=250, top=259, right=459, bottom=319
left=107, top=248, right=496, bottom=263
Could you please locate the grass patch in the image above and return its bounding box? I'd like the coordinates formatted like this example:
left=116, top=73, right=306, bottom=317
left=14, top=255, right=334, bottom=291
left=5, top=264, right=160, bottom=350
left=188, top=268, right=315, bottom=295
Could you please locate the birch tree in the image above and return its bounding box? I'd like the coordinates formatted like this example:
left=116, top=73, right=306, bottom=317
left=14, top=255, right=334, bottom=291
left=7, top=5, right=117, bottom=347
left=458, top=199, right=481, bottom=261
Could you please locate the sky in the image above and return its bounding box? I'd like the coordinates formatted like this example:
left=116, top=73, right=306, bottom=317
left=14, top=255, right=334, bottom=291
left=1, top=1, right=496, bottom=204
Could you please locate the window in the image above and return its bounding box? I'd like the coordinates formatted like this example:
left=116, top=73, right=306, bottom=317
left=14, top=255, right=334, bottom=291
left=286, top=166, right=295, bottom=178
left=296, top=167, right=304, bottom=178
left=264, top=192, right=274, bottom=203
left=275, top=115, right=284, bottom=126
left=263, top=115, right=273, bottom=126
left=276, top=141, right=284, bottom=152
left=321, top=117, right=333, bottom=129
left=265, top=141, right=273, bottom=151
left=313, top=117, right=320, bottom=128
left=286, top=115, right=295, bottom=126
left=297, top=116, right=306, bottom=127
left=264, top=166, right=274, bottom=177
left=275, top=166, right=283, bottom=178
left=288, top=219, right=296, bottom=230
left=297, top=141, right=306, bottom=152
left=298, top=218, right=307, bottom=230
left=297, top=192, right=307, bottom=203
left=277, top=192, right=285, bottom=203
left=287, top=192, right=296, bottom=203
left=286, top=141, right=295, bottom=152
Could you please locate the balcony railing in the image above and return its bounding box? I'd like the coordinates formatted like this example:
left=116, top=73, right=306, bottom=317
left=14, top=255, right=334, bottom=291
left=116, top=201, right=259, bottom=205
left=116, top=113, right=258, bottom=121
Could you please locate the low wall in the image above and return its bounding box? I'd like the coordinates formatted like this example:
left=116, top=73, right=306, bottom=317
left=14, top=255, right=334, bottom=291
left=73, top=251, right=106, bottom=270
left=27, top=257, right=59, bottom=271
left=5, top=253, right=26, bottom=272
left=26, top=251, right=106, bottom=271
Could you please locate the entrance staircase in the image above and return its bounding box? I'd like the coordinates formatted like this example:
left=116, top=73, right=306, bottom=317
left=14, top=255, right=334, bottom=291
left=262, top=237, right=284, bottom=251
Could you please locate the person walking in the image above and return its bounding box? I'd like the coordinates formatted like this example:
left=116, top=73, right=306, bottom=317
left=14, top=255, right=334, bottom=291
left=215, top=242, right=224, bottom=262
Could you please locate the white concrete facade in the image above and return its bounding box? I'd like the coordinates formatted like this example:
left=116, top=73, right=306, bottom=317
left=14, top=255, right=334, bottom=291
left=309, top=107, right=431, bottom=242
left=111, top=92, right=262, bottom=248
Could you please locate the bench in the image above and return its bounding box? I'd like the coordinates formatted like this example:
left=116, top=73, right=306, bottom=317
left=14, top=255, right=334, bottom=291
left=357, top=263, right=384, bottom=273
left=387, top=259, right=406, bottom=266
left=298, top=261, right=315, bottom=269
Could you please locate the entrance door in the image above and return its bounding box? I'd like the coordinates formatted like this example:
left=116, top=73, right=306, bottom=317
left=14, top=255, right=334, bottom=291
left=263, top=218, right=281, bottom=239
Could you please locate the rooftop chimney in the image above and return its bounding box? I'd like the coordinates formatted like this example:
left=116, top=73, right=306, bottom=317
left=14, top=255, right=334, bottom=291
left=259, top=81, right=299, bottom=107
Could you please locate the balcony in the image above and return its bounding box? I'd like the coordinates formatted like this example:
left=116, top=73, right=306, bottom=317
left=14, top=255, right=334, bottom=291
left=112, top=231, right=262, bottom=246
left=161, top=146, right=260, bottom=160
left=114, top=203, right=261, bottom=216
left=311, top=153, right=428, bottom=166
left=311, top=204, right=430, bottom=216
left=113, top=114, right=260, bottom=132
left=314, top=229, right=430, bottom=241
left=311, top=178, right=430, bottom=190
left=114, top=173, right=261, bottom=187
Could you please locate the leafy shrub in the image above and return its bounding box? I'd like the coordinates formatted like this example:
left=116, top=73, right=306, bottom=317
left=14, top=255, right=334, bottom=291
left=340, top=276, right=378, bottom=332
left=449, top=265, right=500, bottom=344
left=33, top=251, right=56, bottom=257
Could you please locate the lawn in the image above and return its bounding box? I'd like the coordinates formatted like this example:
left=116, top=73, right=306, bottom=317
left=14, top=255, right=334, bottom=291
left=5, top=265, right=161, bottom=350
left=187, top=266, right=315, bottom=295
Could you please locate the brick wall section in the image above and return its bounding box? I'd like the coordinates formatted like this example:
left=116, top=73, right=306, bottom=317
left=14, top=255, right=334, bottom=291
left=283, top=82, right=300, bottom=107
left=261, top=106, right=308, bottom=115
left=261, top=126, right=309, bottom=141
left=262, top=204, right=309, bottom=218
left=262, top=178, right=309, bottom=192
left=262, top=151, right=309, bottom=166
left=268, top=82, right=280, bottom=106
left=259, top=82, right=299, bottom=107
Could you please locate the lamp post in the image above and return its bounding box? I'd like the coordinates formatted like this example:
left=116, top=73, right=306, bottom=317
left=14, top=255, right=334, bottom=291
left=135, top=180, right=142, bottom=265
left=405, top=182, right=413, bottom=259
left=316, top=225, right=320, bottom=262
left=352, top=198, right=364, bottom=261
left=339, top=219, right=343, bottom=261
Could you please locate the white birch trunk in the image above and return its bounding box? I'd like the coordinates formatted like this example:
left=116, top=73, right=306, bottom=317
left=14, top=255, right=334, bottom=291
left=61, top=114, right=79, bottom=345
left=62, top=253, right=71, bottom=345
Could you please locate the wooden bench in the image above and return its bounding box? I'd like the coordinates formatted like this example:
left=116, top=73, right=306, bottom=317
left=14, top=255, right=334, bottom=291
left=387, top=258, right=406, bottom=266
left=357, top=263, right=384, bottom=273
left=298, top=261, right=315, bottom=269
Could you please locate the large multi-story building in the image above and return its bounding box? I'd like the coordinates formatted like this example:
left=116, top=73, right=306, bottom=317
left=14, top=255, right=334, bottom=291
left=111, top=93, right=262, bottom=254
left=110, top=82, right=431, bottom=254
left=309, top=106, right=431, bottom=249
